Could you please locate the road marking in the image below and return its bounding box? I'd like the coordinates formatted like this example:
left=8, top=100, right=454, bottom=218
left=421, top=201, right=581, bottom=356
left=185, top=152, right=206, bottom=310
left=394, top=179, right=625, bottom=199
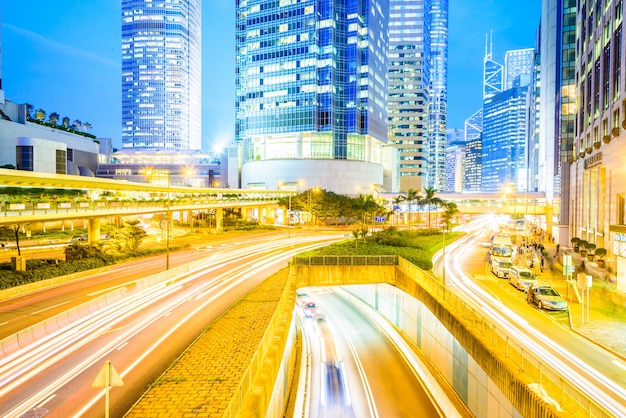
left=474, top=275, right=491, bottom=281
left=36, top=394, right=56, bottom=408
left=31, top=300, right=72, bottom=315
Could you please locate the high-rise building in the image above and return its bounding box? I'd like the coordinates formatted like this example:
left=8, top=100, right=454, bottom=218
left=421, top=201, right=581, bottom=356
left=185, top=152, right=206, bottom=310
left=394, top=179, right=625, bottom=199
left=427, top=0, right=449, bottom=192
left=571, top=0, right=626, bottom=290
left=481, top=85, right=528, bottom=192
left=483, top=33, right=503, bottom=100
left=463, top=108, right=483, bottom=192
left=388, top=0, right=430, bottom=192
left=539, top=0, right=576, bottom=245
left=235, top=0, right=389, bottom=196
left=504, top=48, right=534, bottom=89
left=388, top=0, right=448, bottom=193
left=121, top=0, right=202, bottom=151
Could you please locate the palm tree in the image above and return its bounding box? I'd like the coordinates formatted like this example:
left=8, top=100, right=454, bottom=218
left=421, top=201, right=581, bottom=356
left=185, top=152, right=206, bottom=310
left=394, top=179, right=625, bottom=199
left=62, top=116, right=70, bottom=128
left=422, top=186, right=443, bottom=229
left=48, top=112, right=60, bottom=125
left=34, top=108, right=46, bottom=121
left=392, top=195, right=404, bottom=227
left=82, top=121, right=92, bottom=132
left=25, top=103, right=34, bottom=119
left=72, top=119, right=82, bottom=131
left=404, top=188, right=421, bottom=230
left=442, top=201, right=460, bottom=231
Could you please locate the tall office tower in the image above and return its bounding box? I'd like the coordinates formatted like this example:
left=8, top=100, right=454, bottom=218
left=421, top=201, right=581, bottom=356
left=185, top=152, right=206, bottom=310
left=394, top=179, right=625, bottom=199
left=0, top=2, right=4, bottom=103
left=504, top=48, right=534, bottom=90
left=444, top=128, right=463, bottom=192
left=571, top=0, right=626, bottom=278
left=463, top=108, right=483, bottom=192
left=236, top=0, right=389, bottom=196
left=526, top=30, right=541, bottom=194
left=427, top=0, right=449, bottom=191
left=483, top=33, right=503, bottom=100
left=121, top=0, right=202, bottom=151
left=388, top=0, right=430, bottom=192
left=480, top=85, right=528, bottom=192
left=539, top=0, right=576, bottom=245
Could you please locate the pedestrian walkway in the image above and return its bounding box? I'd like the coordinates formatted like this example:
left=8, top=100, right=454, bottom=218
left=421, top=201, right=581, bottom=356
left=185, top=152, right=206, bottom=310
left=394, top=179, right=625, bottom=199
left=526, top=233, right=626, bottom=359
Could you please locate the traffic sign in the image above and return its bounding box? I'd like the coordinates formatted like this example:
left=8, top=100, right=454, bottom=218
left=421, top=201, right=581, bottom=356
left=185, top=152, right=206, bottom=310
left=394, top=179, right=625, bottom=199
left=92, top=360, right=124, bottom=388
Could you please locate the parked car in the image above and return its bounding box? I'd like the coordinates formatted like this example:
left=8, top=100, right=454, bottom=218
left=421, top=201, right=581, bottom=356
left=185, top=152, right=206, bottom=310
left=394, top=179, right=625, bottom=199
left=526, top=285, right=568, bottom=311
left=490, top=256, right=513, bottom=278
left=509, top=266, right=537, bottom=291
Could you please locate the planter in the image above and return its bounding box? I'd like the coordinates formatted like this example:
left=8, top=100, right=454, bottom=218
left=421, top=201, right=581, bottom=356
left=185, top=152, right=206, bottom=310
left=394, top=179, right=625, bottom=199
left=573, top=245, right=580, bottom=252
left=586, top=147, right=593, bottom=154
left=597, top=259, right=605, bottom=268
left=579, top=249, right=588, bottom=257
left=587, top=253, right=595, bottom=261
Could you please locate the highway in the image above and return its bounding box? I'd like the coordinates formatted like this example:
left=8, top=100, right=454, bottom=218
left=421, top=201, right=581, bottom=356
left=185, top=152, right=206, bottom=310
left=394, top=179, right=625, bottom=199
left=0, top=231, right=343, bottom=418
left=296, top=287, right=445, bottom=418
left=434, top=217, right=626, bottom=416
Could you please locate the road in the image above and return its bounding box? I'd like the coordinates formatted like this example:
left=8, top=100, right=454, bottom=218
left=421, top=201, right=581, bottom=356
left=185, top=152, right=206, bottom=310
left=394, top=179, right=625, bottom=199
left=297, top=287, right=445, bottom=418
left=435, top=217, right=626, bottom=416
left=0, top=231, right=343, bottom=418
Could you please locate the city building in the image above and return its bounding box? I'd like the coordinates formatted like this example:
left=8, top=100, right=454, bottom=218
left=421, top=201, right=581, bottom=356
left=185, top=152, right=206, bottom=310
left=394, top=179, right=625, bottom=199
left=571, top=0, right=626, bottom=291
left=504, top=48, right=534, bottom=89
left=462, top=108, right=483, bottom=192
left=235, top=0, right=389, bottom=196
left=538, top=0, right=576, bottom=245
left=480, top=84, right=529, bottom=192
left=388, top=0, right=431, bottom=192
left=483, top=33, right=503, bottom=100
left=121, top=0, right=202, bottom=151
left=427, top=0, right=449, bottom=192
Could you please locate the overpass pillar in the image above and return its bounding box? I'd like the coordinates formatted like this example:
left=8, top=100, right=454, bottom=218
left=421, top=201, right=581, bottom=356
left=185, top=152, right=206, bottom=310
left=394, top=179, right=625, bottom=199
left=88, top=217, right=101, bottom=245
left=215, top=208, right=223, bottom=232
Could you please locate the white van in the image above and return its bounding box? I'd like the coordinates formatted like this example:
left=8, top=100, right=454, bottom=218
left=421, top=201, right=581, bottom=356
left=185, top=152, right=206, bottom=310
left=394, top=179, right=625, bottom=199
left=490, top=256, right=513, bottom=278
left=509, top=265, right=537, bottom=291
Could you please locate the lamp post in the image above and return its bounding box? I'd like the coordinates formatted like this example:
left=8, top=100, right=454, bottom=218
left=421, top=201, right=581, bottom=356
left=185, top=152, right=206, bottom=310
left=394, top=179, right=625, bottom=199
left=165, top=171, right=171, bottom=270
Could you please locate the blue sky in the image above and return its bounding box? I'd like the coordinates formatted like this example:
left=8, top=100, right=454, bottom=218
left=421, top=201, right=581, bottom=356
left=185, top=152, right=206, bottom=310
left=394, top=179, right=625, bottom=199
left=1, top=0, right=541, bottom=152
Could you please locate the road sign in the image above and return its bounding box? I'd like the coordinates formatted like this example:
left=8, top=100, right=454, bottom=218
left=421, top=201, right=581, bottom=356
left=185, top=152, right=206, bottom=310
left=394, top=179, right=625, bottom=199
left=92, top=360, right=124, bottom=388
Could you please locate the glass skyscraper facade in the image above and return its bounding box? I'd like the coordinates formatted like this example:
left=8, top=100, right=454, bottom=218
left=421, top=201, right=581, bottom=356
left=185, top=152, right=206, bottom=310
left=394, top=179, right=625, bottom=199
left=121, top=0, right=202, bottom=151
left=235, top=0, right=389, bottom=195
left=427, top=0, right=448, bottom=191
left=481, top=85, right=528, bottom=192
left=388, top=0, right=430, bottom=192
left=504, top=48, right=534, bottom=89
left=483, top=34, right=503, bottom=100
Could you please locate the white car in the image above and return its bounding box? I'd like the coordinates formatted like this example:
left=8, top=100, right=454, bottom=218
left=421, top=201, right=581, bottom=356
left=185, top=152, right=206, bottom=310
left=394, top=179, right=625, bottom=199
left=509, top=266, right=537, bottom=291
left=490, top=256, right=513, bottom=278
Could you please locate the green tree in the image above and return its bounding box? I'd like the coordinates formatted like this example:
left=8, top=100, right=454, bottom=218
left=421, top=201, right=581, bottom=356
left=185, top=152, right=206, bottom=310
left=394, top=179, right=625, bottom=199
left=392, top=195, right=404, bottom=227
left=61, top=116, right=70, bottom=128
left=34, top=108, right=46, bottom=121
left=441, top=201, right=460, bottom=231
left=48, top=112, right=60, bottom=125
left=403, top=188, right=422, bottom=230
left=109, top=219, right=147, bottom=251
left=422, top=186, right=444, bottom=229
left=82, top=121, right=92, bottom=132
left=25, top=103, right=34, bottom=119
left=72, top=119, right=82, bottom=130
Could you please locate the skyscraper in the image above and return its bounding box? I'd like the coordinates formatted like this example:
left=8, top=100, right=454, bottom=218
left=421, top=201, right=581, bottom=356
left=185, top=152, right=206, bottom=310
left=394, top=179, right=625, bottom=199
left=388, top=0, right=430, bottom=192
left=235, top=0, right=389, bottom=195
left=483, top=33, right=503, bottom=100
left=427, top=0, right=449, bottom=191
left=121, top=0, right=202, bottom=151
left=504, top=48, right=534, bottom=89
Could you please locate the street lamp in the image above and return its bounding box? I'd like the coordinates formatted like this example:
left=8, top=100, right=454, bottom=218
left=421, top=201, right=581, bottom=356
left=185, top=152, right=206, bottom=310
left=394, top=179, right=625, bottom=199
left=146, top=169, right=171, bottom=270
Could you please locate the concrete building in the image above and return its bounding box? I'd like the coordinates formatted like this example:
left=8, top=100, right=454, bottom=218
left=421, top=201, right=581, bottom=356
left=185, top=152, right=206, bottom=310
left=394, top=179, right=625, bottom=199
left=235, top=0, right=389, bottom=196
left=571, top=0, right=626, bottom=292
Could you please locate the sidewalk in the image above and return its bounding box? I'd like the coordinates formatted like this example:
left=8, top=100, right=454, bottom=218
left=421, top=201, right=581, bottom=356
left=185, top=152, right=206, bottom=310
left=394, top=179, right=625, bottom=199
left=528, top=234, right=626, bottom=359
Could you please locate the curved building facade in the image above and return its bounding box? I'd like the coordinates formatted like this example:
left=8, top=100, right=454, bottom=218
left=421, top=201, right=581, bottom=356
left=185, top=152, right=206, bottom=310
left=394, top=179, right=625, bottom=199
left=235, top=0, right=389, bottom=196
left=121, top=0, right=202, bottom=151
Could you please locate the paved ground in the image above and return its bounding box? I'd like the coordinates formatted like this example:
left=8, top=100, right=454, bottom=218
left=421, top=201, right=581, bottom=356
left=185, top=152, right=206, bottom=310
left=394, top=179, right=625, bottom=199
left=520, top=234, right=626, bottom=359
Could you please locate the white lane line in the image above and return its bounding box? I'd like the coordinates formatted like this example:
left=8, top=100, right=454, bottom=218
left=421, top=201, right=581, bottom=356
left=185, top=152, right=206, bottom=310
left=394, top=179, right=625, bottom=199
left=31, top=300, right=72, bottom=315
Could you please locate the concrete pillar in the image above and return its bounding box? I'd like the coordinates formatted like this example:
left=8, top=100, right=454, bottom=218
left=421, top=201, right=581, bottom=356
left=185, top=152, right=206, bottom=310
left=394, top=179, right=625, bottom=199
left=265, top=206, right=276, bottom=224
left=88, top=217, right=101, bottom=245
left=215, top=208, right=223, bottom=232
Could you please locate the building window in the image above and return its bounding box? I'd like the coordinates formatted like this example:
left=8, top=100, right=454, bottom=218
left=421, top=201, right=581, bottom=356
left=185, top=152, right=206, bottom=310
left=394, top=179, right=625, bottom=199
left=56, top=150, right=66, bottom=174
left=67, top=148, right=74, bottom=162
left=16, top=146, right=33, bottom=171
left=618, top=195, right=625, bottom=224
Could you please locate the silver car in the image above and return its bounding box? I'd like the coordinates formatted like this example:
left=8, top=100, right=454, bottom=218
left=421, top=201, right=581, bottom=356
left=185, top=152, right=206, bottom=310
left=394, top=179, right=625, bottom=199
left=509, top=266, right=538, bottom=291
left=526, top=285, right=568, bottom=311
